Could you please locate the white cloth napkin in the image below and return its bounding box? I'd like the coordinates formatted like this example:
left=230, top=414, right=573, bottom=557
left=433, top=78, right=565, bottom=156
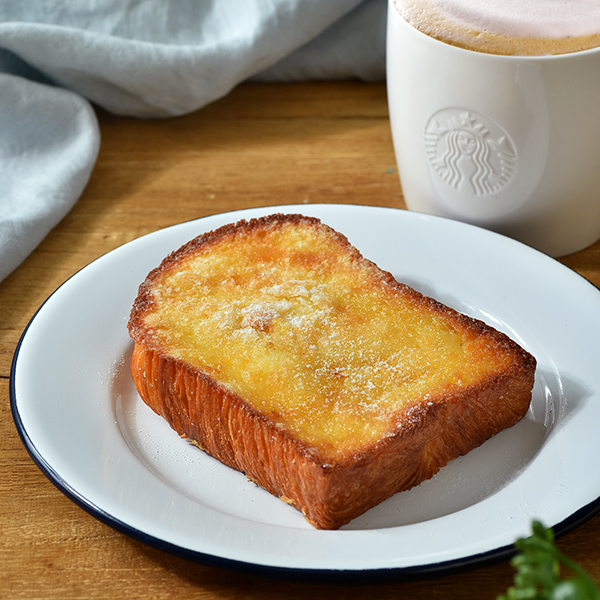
left=0, top=0, right=387, bottom=283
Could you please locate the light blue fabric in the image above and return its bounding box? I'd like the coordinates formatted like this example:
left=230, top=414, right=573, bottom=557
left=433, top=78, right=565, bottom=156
left=0, top=0, right=387, bottom=282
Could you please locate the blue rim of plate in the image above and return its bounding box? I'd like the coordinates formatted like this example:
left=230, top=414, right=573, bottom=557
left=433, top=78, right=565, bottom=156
left=11, top=352, right=600, bottom=582
left=9, top=204, right=600, bottom=582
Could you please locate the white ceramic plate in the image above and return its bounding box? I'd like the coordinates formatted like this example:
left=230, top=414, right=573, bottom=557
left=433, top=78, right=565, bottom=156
left=11, top=204, right=600, bottom=580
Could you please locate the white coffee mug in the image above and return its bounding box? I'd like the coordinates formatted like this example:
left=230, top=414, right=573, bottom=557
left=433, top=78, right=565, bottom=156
left=386, top=0, right=600, bottom=257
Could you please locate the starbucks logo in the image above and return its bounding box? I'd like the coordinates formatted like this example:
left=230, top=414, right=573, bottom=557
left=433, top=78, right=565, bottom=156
left=424, top=109, right=517, bottom=196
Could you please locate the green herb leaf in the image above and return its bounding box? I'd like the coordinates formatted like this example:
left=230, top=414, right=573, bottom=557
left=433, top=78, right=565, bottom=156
left=498, top=521, right=600, bottom=600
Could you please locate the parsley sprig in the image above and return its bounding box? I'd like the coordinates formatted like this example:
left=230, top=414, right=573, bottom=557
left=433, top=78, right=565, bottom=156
left=498, top=521, right=600, bottom=600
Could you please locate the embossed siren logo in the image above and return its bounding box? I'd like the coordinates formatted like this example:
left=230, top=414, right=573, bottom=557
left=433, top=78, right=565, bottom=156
left=425, top=109, right=517, bottom=196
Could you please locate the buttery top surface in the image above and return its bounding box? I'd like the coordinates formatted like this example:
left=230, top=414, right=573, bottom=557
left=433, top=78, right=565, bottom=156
left=136, top=218, right=513, bottom=457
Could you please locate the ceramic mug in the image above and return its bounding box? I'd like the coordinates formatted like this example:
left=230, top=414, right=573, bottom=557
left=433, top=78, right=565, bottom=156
left=386, top=0, right=600, bottom=257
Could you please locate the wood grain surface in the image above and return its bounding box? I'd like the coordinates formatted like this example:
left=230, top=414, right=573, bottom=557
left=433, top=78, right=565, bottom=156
left=2, top=81, right=599, bottom=600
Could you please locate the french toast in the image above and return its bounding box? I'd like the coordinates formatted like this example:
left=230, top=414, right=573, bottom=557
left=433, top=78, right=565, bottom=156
left=127, top=213, right=536, bottom=529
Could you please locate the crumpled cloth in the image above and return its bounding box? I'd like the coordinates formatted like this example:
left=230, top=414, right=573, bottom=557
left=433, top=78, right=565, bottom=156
left=0, top=0, right=387, bottom=283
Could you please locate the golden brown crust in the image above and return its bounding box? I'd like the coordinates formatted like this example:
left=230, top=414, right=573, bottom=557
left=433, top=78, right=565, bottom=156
left=130, top=341, right=534, bottom=529
left=128, top=213, right=536, bottom=529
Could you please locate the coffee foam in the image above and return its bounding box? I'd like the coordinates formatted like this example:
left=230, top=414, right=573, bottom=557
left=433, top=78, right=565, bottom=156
left=395, top=0, right=600, bottom=55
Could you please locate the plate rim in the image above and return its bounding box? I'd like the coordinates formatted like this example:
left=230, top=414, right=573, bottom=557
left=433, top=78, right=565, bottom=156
left=10, top=203, right=600, bottom=580
left=11, top=389, right=600, bottom=582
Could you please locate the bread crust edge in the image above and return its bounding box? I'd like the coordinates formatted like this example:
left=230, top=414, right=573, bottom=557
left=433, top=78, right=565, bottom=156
left=130, top=342, right=534, bottom=529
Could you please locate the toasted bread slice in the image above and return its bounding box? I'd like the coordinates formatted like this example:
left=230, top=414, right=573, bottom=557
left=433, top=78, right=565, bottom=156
left=127, top=213, right=536, bottom=529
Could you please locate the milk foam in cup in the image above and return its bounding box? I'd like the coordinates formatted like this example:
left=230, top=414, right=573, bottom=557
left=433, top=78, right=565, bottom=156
left=387, top=0, right=600, bottom=256
left=397, top=0, right=600, bottom=55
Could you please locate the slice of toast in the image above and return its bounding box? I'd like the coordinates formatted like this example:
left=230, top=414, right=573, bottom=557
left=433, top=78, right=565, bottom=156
left=127, top=213, right=536, bottom=529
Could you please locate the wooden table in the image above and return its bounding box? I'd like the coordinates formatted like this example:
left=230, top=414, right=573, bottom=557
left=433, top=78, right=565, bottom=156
left=2, top=81, right=600, bottom=599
